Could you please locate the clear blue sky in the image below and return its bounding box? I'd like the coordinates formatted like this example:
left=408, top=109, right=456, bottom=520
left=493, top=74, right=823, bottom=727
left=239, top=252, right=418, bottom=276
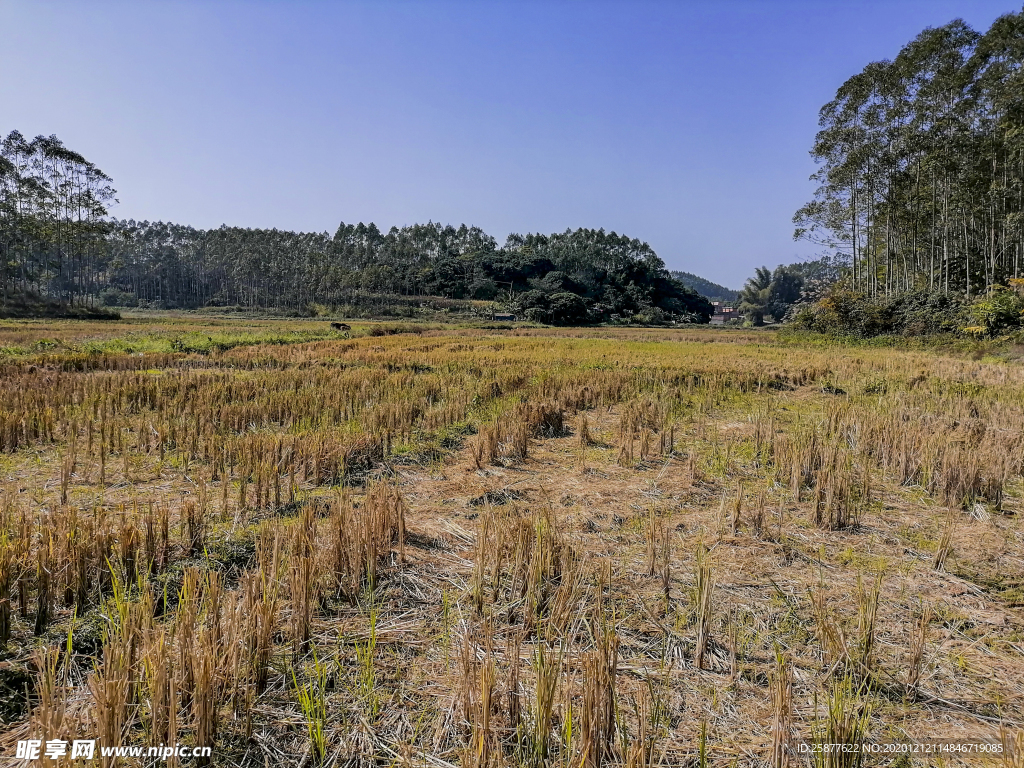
left=1, top=0, right=1019, bottom=288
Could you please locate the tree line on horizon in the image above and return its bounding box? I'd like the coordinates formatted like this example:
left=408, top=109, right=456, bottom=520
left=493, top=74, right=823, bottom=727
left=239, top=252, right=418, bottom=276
left=106, top=220, right=714, bottom=324
left=1, top=130, right=714, bottom=324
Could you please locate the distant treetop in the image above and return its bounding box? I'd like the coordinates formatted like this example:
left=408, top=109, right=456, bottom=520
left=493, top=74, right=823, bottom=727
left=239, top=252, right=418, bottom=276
left=670, top=271, right=739, bottom=302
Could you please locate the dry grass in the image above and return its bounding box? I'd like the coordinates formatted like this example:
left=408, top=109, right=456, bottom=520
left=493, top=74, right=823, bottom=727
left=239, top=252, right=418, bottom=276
left=0, top=318, right=1021, bottom=765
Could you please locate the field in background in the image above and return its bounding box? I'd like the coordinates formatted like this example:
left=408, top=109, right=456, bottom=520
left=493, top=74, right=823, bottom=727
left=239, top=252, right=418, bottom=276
left=0, top=315, right=1022, bottom=766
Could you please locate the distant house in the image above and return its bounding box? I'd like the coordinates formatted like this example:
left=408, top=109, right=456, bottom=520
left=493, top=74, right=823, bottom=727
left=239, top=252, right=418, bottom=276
left=710, top=303, right=742, bottom=325
left=493, top=313, right=516, bottom=322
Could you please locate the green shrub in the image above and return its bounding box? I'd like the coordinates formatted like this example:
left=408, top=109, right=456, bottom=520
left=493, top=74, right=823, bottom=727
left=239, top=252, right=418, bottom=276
left=99, top=287, right=138, bottom=307
left=965, top=282, right=1024, bottom=335
left=547, top=292, right=589, bottom=325
left=791, top=282, right=969, bottom=337
left=524, top=306, right=550, bottom=324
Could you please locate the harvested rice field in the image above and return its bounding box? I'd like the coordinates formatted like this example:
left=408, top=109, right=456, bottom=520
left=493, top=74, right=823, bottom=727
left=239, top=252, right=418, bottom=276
left=0, top=317, right=1022, bottom=766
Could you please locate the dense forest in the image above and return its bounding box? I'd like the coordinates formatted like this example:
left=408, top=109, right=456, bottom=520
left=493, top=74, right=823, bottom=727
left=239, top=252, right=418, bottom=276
left=104, top=220, right=713, bottom=324
left=794, top=9, right=1024, bottom=299
left=0, top=130, right=713, bottom=324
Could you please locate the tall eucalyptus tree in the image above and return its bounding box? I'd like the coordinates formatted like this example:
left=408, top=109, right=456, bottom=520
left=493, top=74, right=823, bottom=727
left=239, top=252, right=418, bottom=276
left=795, top=11, right=1023, bottom=298
left=0, top=131, right=115, bottom=306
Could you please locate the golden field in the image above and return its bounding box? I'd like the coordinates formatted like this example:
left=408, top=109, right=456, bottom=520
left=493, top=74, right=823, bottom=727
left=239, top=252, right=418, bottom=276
left=0, top=315, right=1022, bottom=767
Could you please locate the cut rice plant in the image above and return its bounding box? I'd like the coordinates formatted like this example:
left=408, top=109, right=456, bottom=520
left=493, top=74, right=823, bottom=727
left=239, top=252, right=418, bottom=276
left=354, top=602, right=379, bottom=720
left=770, top=648, right=792, bottom=768
left=811, top=672, right=872, bottom=768
left=692, top=539, right=714, bottom=671
left=293, top=652, right=330, bottom=765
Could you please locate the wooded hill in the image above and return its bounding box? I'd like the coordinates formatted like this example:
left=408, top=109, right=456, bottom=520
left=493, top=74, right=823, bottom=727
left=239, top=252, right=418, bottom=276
left=104, top=220, right=713, bottom=324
